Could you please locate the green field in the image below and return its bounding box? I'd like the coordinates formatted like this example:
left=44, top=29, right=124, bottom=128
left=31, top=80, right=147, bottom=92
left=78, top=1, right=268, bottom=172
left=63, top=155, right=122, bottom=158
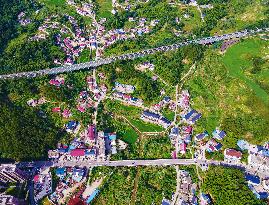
left=223, top=38, right=269, bottom=104
left=186, top=37, right=269, bottom=146
left=96, top=0, right=112, bottom=18
left=122, top=126, right=139, bottom=144
left=39, top=0, right=66, bottom=7
left=128, top=118, right=164, bottom=132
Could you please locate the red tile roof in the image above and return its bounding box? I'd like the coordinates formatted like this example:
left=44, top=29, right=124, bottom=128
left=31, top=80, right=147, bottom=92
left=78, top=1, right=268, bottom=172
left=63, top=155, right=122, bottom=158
left=70, top=149, right=85, bottom=157
left=88, top=125, right=95, bottom=140
left=225, top=149, right=242, bottom=158
left=52, top=107, right=61, bottom=112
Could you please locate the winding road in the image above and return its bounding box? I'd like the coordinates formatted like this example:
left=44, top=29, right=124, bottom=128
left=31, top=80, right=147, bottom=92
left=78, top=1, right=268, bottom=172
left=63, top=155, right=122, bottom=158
left=0, top=28, right=268, bottom=80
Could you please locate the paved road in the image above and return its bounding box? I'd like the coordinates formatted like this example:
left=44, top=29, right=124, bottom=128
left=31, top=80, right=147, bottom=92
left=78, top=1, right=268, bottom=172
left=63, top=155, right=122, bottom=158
left=54, top=158, right=197, bottom=167
left=0, top=28, right=268, bottom=80
left=15, top=158, right=268, bottom=178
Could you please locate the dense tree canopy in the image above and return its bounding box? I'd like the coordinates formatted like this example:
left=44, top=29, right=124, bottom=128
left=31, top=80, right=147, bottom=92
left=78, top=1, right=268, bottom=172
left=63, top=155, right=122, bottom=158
left=0, top=85, right=65, bottom=161
left=202, top=166, right=266, bottom=205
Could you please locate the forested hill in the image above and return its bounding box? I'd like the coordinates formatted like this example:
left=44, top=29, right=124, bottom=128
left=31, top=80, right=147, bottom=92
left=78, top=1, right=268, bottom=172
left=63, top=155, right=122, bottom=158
left=0, top=85, right=66, bottom=161
left=0, top=0, right=27, bottom=53
left=0, top=0, right=64, bottom=74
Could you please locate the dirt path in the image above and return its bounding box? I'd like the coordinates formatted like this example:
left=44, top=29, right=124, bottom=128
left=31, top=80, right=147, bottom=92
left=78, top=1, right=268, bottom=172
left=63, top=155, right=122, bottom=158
left=179, top=63, right=196, bottom=90
left=130, top=167, right=141, bottom=205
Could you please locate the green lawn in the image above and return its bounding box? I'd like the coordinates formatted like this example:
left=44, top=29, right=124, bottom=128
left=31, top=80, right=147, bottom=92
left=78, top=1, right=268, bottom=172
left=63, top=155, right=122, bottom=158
left=96, top=0, right=112, bottom=18
left=128, top=118, right=164, bottom=132
left=162, top=110, right=175, bottom=121
left=77, top=49, right=93, bottom=63
left=122, top=127, right=139, bottom=144
left=223, top=38, right=269, bottom=104
left=39, top=0, right=66, bottom=7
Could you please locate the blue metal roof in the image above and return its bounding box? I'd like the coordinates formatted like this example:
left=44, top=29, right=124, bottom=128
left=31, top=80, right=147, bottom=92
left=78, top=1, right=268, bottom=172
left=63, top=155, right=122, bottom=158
left=160, top=117, right=171, bottom=124
left=87, top=189, right=100, bottom=204
left=245, top=173, right=260, bottom=184
left=56, top=168, right=66, bottom=175
left=184, top=109, right=197, bottom=120
left=191, top=113, right=202, bottom=123
left=256, top=192, right=268, bottom=199
left=215, top=143, right=222, bottom=150
left=163, top=96, right=171, bottom=102
left=66, top=121, right=78, bottom=130
left=143, top=111, right=160, bottom=119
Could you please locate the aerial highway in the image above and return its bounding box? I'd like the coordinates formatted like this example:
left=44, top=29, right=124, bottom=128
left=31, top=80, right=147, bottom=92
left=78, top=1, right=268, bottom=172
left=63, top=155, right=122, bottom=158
left=15, top=158, right=267, bottom=178
left=0, top=27, right=268, bottom=80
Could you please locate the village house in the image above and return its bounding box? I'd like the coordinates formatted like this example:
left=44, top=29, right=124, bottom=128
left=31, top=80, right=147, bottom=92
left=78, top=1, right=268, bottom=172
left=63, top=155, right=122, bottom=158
left=206, top=139, right=222, bottom=152
left=182, top=109, right=202, bottom=124
left=141, top=111, right=171, bottom=128
left=49, top=76, right=65, bottom=87
left=178, top=90, right=190, bottom=110
left=195, top=131, right=208, bottom=141
left=248, top=154, right=269, bottom=172
left=200, top=193, right=212, bottom=205
left=114, top=82, right=135, bottom=93
left=65, top=121, right=81, bottom=134
left=224, top=148, right=242, bottom=162
left=212, top=128, right=226, bottom=140
left=84, top=125, right=96, bottom=145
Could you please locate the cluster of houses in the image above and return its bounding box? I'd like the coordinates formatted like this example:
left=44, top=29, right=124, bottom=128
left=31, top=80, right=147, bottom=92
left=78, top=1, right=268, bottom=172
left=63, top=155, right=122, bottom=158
left=236, top=140, right=269, bottom=199
left=245, top=173, right=269, bottom=200
left=33, top=169, right=52, bottom=203
left=112, top=0, right=149, bottom=11
left=177, top=170, right=198, bottom=204
left=135, top=62, right=155, bottom=72
left=18, top=11, right=31, bottom=26
left=29, top=0, right=158, bottom=65
left=37, top=74, right=107, bottom=117
left=237, top=140, right=269, bottom=172
left=114, top=82, right=135, bottom=93
left=48, top=167, right=87, bottom=204
left=30, top=15, right=60, bottom=41
left=48, top=124, right=120, bottom=161
left=168, top=90, right=201, bottom=157
left=162, top=170, right=198, bottom=205
left=151, top=96, right=176, bottom=112
left=112, top=82, right=144, bottom=106
left=67, top=0, right=95, bottom=18
left=113, top=92, right=144, bottom=106
left=75, top=76, right=107, bottom=113
left=170, top=125, right=193, bottom=157
left=27, top=97, right=47, bottom=107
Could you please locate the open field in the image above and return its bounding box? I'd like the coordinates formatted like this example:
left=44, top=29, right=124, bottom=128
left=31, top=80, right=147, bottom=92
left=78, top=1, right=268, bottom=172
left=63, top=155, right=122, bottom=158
left=186, top=38, right=269, bottom=147
left=128, top=118, right=164, bottom=133
left=223, top=38, right=269, bottom=103
left=96, top=0, right=112, bottom=18
left=40, top=0, right=66, bottom=7
left=122, top=126, right=139, bottom=144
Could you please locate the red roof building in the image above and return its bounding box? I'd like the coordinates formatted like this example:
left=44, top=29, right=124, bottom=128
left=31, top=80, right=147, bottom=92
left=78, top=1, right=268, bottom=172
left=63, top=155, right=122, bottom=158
left=180, top=143, right=186, bottom=154
left=224, top=148, right=242, bottom=159
left=68, top=196, right=86, bottom=205
left=52, top=107, right=61, bottom=112
left=33, top=175, right=39, bottom=183
left=88, top=125, right=95, bottom=141
left=70, top=149, right=85, bottom=157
